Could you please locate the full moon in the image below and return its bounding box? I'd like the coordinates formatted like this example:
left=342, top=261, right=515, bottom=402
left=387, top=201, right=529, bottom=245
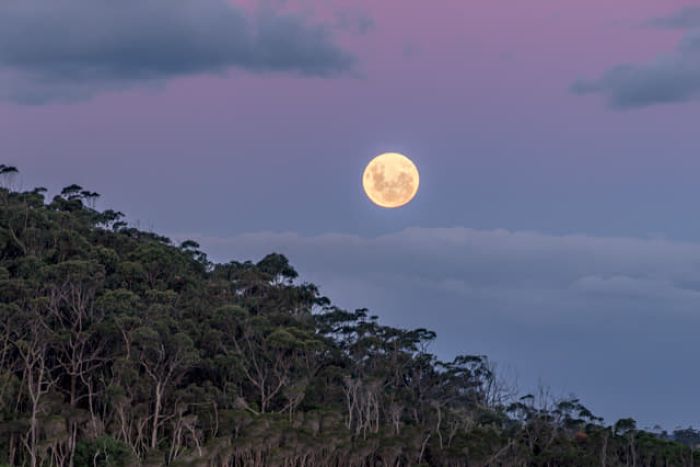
left=362, top=152, right=420, bottom=208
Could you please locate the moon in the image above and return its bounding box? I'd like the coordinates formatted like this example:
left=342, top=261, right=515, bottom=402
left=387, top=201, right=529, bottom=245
left=362, top=152, right=420, bottom=208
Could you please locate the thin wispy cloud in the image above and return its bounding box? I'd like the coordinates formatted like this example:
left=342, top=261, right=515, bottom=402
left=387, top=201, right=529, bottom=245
left=647, top=6, right=700, bottom=30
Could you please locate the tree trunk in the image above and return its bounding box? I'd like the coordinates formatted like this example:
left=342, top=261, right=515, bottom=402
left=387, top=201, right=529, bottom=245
left=151, top=382, right=163, bottom=449
left=600, top=430, right=608, bottom=467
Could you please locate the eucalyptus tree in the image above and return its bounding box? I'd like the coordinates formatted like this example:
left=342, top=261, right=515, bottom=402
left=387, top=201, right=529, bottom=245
left=0, top=169, right=697, bottom=466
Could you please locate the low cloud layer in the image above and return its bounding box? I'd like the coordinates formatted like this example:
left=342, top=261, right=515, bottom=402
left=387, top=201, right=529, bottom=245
left=195, top=227, right=700, bottom=310
left=186, top=227, right=700, bottom=427
left=0, top=0, right=354, bottom=103
left=572, top=7, right=700, bottom=109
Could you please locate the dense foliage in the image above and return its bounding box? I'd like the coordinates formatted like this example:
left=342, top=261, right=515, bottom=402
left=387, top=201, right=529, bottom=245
left=0, top=168, right=697, bottom=466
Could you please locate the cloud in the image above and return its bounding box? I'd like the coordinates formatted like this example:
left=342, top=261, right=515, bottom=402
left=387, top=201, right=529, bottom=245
left=182, top=227, right=700, bottom=426
left=571, top=7, right=700, bottom=109
left=647, top=6, right=700, bottom=30
left=0, top=0, right=355, bottom=104
left=189, top=227, right=700, bottom=305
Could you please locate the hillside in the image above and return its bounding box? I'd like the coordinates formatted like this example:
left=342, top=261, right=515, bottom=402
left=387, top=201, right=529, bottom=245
left=0, top=168, right=696, bottom=466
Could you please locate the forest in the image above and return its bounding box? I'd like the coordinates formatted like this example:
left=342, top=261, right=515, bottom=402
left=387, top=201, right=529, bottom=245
left=0, top=165, right=698, bottom=466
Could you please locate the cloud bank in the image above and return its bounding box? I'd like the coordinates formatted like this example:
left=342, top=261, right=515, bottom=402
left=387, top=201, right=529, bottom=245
left=186, top=227, right=700, bottom=426
left=572, top=7, right=700, bottom=109
left=0, top=0, right=354, bottom=103
left=195, top=227, right=700, bottom=310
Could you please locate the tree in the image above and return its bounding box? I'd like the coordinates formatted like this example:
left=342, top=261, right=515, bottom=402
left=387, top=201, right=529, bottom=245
left=0, top=168, right=696, bottom=466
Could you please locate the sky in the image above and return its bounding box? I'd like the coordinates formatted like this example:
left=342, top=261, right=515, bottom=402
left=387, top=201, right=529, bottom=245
left=3, top=0, right=700, bottom=429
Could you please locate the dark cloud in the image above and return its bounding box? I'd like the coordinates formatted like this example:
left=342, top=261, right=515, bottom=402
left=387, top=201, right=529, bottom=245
left=571, top=8, right=700, bottom=109
left=183, top=227, right=700, bottom=426
left=0, top=0, right=355, bottom=103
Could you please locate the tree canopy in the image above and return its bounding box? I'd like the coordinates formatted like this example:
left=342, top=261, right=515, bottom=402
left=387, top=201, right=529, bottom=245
left=0, top=170, right=696, bottom=466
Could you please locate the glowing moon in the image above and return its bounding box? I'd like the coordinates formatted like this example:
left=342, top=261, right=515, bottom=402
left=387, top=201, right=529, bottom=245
left=362, top=152, right=420, bottom=208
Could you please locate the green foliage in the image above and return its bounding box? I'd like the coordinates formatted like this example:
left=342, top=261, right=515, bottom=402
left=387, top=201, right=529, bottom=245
left=0, top=171, right=695, bottom=466
left=73, top=436, right=134, bottom=467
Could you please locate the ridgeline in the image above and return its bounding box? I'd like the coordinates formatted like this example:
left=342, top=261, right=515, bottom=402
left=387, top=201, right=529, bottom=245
left=0, top=168, right=697, bottom=466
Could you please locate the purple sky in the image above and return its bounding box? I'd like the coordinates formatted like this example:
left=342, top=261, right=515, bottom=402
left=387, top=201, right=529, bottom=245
left=4, top=0, right=700, bottom=428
